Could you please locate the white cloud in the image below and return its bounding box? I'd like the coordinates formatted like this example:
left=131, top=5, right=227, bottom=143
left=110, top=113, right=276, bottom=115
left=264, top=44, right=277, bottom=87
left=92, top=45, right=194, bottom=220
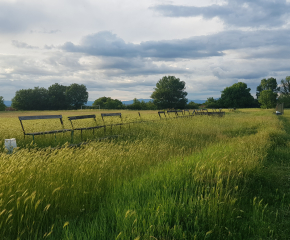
left=0, top=0, right=290, bottom=101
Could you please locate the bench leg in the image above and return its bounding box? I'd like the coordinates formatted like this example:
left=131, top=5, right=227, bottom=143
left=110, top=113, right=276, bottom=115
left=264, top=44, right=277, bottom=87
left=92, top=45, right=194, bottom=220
left=71, top=130, right=74, bottom=143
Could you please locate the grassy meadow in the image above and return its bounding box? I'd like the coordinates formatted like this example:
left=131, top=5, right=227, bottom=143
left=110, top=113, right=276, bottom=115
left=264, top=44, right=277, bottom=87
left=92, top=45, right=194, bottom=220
left=0, top=109, right=289, bottom=239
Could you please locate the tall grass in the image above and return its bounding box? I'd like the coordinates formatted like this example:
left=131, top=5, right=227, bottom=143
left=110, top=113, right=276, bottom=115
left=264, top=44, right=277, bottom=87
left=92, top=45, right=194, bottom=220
left=0, top=109, right=289, bottom=239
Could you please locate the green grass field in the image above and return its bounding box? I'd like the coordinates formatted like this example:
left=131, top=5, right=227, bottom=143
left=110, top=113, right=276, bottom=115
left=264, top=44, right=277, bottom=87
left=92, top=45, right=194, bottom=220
left=0, top=109, right=289, bottom=239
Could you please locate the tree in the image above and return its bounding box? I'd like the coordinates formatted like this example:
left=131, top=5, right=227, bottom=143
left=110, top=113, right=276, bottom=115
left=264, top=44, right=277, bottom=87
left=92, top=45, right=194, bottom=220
left=279, top=76, right=290, bottom=95
left=186, top=101, right=199, bottom=109
left=256, top=77, right=278, bottom=99
left=258, top=90, right=277, bottom=109
left=204, top=97, right=220, bottom=108
left=12, top=87, right=49, bottom=110
left=92, top=97, right=123, bottom=109
left=219, top=82, right=255, bottom=108
left=151, top=76, right=188, bottom=109
left=66, top=83, right=88, bottom=109
left=278, top=76, right=290, bottom=107
left=48, top=83, right=69, bottom=110
left=0, top=96, right=6, bottom=111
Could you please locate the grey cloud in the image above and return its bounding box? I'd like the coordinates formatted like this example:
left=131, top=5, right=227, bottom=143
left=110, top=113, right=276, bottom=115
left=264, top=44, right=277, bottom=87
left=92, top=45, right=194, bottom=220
left=0, top=2, right=48, bottom=33
left=30, top=29, right=61, bottom=34
left=12, top=40, right=38, bottom=49
left=44, top=45, right=57, bottom=50
left=96, top=57, right=189, bottom=77
left=151, top=0, right=290, bottom=28
left=62, top=31, right=138, bottom=58
left=61, top=31, right=223, bottom=59
left=62, top=29, right=290, bottom=60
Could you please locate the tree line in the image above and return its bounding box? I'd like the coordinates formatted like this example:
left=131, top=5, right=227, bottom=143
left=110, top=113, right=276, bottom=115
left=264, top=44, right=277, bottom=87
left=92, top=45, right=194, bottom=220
left=9, top=83, right=88, bottom=110
left=0, top=75, right=289, bottom=111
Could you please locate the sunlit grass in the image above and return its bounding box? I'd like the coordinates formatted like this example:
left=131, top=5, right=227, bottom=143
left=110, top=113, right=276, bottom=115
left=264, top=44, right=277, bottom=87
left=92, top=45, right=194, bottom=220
left=0, top=109, right=289, bottom=239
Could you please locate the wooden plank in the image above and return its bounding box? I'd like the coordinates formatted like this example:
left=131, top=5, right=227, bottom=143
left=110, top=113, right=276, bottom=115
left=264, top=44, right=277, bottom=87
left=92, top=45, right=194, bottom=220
left=158, top=111, right=166, bottom=114
left=68, top=115, right=96, bottom=120
left=101, top=113, right=121, bottom=117
left=26, top=129, right=72, bottom=135
left=167, top=110, right=177, bottom=113
left=74, top=126, right=105, bottom=130
left=19, top=115, right=62, bottom=121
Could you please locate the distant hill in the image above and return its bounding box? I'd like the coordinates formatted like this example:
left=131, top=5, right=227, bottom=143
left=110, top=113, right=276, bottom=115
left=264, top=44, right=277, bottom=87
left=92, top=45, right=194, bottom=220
left=121, top=99, right=206, bottom=105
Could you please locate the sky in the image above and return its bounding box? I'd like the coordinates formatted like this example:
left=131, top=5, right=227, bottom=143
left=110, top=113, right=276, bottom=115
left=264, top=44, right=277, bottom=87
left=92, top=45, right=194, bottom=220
left=0, top=0, right=290, bottom=101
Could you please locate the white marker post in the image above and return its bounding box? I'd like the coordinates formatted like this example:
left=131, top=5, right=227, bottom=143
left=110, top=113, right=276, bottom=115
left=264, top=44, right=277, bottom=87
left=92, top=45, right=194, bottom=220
left=4, top=138, right=17, bottom=153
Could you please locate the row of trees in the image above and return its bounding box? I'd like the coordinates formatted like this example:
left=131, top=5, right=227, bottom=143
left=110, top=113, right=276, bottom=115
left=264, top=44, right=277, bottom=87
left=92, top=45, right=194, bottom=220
left=11, top=83, right=88, bottom=110
left=1, top=75, right=289, bottom=111
left=201, top=77, right=290, bottom=109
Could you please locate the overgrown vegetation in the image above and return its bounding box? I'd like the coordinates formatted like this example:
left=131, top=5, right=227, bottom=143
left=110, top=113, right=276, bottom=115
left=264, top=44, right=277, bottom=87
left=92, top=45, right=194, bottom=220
left=0, top=109, right=289, bottom=239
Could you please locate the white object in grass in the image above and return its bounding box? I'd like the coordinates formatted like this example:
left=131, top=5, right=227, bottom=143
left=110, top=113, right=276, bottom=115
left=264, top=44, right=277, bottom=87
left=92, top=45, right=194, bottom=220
left=4, top=138, right=17, bottom=153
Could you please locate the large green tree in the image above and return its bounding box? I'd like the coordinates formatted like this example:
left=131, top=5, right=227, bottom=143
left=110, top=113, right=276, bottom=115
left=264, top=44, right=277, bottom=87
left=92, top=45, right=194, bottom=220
left=92, top=97, right=123, bottom=109
left=256, top=77, right=278, bottom=99
left=0, top=96, right=6, bottom=111
left=277, top=76, right=290, bottom=107
left=219, top=82, right=255, bottom=108
left=66, top=83, right=88, bottom=109
left=12, top=87, right=49, bottom=110
left=258, top=90, right=277, bottom=109
left=204, top=97, right=220, bottom=108
left=48, top=83, right=69, bottom=110
left=151, top=76, right=188, bottom=109
left=279, top=76, right=290, bottom=95
left=12, top=83, right=88, bottom=110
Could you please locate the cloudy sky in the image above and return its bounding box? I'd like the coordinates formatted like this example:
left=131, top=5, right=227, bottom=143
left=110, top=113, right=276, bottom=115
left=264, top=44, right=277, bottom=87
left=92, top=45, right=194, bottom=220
left=1, top=0, right=290, bottom=101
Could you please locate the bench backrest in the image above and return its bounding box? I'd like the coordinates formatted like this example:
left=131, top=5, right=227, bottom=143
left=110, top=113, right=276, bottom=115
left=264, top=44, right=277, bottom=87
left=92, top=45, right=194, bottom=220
left=18, top=115, right=64, bottom=134
left=19, top=115, right=63, bottom=121
left=158, top=111, right=166, bottom=118
left=68, top=115, right=97, bottom=129
left=68, top=115, right=96, bottom=121
left=167, top=110, right=184, bottom=116
left=101, top=113, right=122, bottom=122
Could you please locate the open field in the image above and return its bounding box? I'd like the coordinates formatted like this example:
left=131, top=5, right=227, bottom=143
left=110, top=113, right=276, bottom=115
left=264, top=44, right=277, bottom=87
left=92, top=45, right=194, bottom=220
left=0, top=109, right=289, bottom=239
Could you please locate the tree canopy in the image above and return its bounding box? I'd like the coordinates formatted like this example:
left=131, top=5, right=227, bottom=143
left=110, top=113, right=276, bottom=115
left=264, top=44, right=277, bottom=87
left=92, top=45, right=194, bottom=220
left=258, top=90, right=277, bottom=109
left=0, top=96, right=6, bottom=111
left=48, top=83, right=69, bottom=110
left=92, top=97, right=123, bottom=109
left=66, top=84, right=88, bottom=109
left=219, top=82, right=255, bottom=108
left=279, top=76, right=290, bottom=95
left=151, top=76, right=188, bottom=109
left=204, top=97, right=220, bottom=108
left=12, top=83, right=88, bottom=110
left=256, top=77, right=278, bottom=99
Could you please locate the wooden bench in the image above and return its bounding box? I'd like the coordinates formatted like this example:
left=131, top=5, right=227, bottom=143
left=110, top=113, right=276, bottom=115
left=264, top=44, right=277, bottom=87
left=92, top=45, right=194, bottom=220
left=195, top=109, right=209, bottom=115
left=158, top=111, right=166, bottom=119
left=183, top=109, right=192, bottom=116
left=101, top=113, right=123, bottom=131
left=167, top=110, right=184, bottom=117
left=68, top=114, right=105, bottom=139
left=18, top=115, right=72, bottom=142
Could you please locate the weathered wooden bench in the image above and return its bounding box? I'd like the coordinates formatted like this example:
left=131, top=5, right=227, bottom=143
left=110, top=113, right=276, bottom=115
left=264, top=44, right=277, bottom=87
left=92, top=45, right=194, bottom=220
left=18, top=115, right=72, bottom=142
left=183, top=109, right=192, bottom=116
left=167, top=110, right=184, bottom=117
left=158, top=111, right=166, bottom=119
left=101, top=113, right=123, bottom=131
left=68, top=114, right=105, bottom=139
